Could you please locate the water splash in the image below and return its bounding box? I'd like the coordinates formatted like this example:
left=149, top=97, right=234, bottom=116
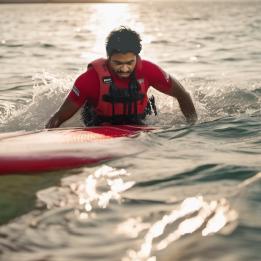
left=1, top=71, right=260, bottom=132
left=0, top=71, right=81, bottom=132
left=190, top=78, right=261, bottom=122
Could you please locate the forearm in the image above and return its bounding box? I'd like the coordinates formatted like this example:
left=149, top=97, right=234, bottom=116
left=177, top=90, right=197, bottom=124
left=46, top=97, right=80, bottom=128
left=56, top=101, right=79, bottom=122
left=170, top=77, right=198, bottom=124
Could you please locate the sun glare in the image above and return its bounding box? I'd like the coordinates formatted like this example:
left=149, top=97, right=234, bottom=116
left=85, top=4, right=144, bottom=59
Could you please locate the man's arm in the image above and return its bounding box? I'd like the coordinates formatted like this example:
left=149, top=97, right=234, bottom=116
left=45, top=96, right=80, bottom=128
left=166, top=76, right=198, bottom=124
left=142, top=60, right=197, bottom=124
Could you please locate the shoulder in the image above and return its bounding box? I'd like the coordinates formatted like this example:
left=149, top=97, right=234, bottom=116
left=140, top=59, right=170, bottom=82
left=138, top=58, right=171, bottom=92
left=140, top=59, right=166, bottom=76
left=76, top=66, right=98, bottom=81
left=75, top=66, right=99, bottom=88
left=140, top=59, right=159, bottom=70
left=71, top=65, right=100, bottom=106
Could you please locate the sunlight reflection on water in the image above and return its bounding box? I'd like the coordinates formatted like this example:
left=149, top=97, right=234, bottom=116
left=123, top=196, right=238, bottom=261
left=82, top=4, right=145, bottom=60
left=59, top=165, right=135, bottom=218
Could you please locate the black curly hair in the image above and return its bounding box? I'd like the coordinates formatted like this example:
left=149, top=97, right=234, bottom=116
left=106, top=26, right=142, bottom=57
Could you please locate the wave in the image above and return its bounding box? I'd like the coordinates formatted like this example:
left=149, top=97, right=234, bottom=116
left=150, top=40, right=173, bottom=45
left=0, top=73, right=260, bottom=132
left=0, top=72, right=81, bottom=132
left=133, top=164, right=258, bottom=188
left=39, top=43, right=56, bottom=48
left=192, top=79, right=261, bottom=120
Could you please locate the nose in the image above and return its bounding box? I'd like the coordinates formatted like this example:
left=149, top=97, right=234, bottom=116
left=121, top=64, right=129, bottom=72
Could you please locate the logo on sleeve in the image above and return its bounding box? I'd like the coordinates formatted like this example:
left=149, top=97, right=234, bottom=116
left=72, top=85, right=80, bottom=97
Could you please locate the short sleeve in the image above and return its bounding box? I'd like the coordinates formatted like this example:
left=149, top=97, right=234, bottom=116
left=142, top=60, right=171, bottom=94
left=68, top=67, right=100, bottom=107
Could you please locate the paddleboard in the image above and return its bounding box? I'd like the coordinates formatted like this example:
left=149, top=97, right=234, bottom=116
left=0, top=125, right=153, bottom=175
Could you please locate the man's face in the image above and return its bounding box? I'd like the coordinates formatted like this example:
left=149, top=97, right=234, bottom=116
left=108, top=52, right=137, bottom=79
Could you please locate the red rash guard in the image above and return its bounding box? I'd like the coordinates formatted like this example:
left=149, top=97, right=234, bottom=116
left=68, top=59, right=172, bottom=108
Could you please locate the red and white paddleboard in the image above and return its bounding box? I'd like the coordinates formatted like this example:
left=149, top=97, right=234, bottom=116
left=0, top=125, right=154, bottom=175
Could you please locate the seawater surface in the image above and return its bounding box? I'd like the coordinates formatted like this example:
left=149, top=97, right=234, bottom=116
left=0, top=1, right=260, bottom=261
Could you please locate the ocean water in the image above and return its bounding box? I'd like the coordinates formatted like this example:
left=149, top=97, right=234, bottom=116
left=0, top=1, right=261, bottom=261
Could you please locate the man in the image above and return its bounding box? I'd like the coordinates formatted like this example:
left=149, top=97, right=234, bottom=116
left=46, top=27, right=197, bottom=128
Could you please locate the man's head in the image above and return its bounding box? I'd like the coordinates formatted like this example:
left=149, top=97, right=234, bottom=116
left=106, top=26, right=142, bottom=78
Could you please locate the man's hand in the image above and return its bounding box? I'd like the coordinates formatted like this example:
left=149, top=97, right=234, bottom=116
left=45, top=113, right=62, bottom=129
